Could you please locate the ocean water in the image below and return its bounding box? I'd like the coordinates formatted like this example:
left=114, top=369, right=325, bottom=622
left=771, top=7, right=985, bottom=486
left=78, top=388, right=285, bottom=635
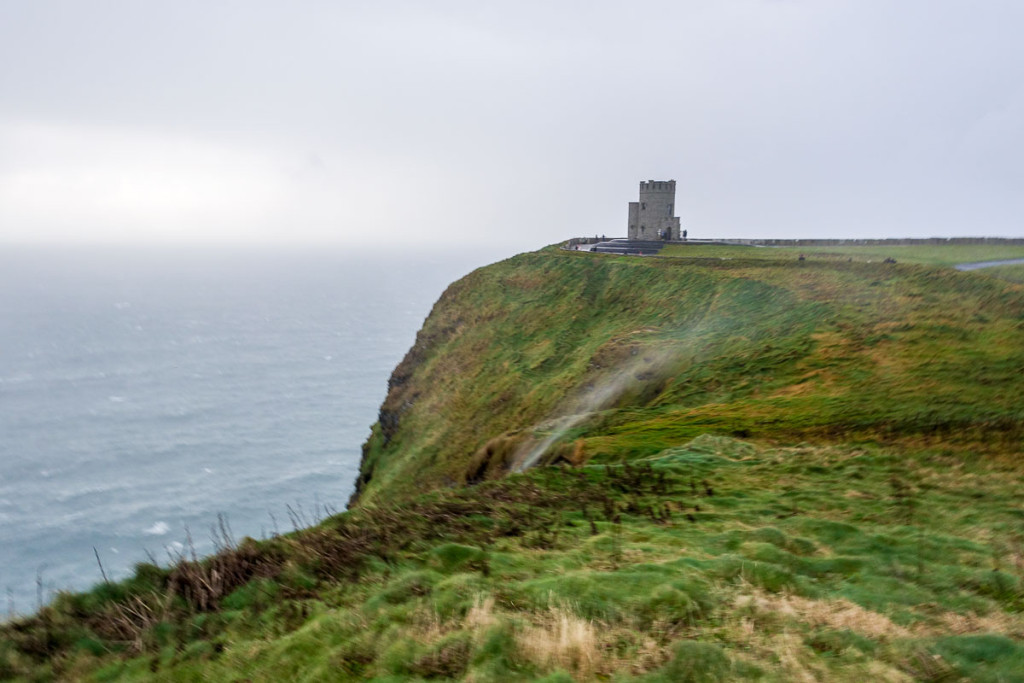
left=0, top=245, right=508, bottom=616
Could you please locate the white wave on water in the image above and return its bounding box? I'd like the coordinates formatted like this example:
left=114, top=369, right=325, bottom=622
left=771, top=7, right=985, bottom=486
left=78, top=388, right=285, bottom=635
left=144, top=521, right=171, bottom=536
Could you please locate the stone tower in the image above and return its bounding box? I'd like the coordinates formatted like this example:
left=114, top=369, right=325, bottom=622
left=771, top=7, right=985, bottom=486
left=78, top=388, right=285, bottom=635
left=627, top=180, right=680, bottom=240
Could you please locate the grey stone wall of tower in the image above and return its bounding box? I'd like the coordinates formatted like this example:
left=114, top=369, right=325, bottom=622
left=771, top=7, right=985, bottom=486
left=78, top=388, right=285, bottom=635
left=627, top=180, right=681, bottom=240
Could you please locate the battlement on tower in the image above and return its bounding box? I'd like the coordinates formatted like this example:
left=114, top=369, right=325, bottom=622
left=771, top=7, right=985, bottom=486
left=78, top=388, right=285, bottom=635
left=639, top=180, right=676, bottom=192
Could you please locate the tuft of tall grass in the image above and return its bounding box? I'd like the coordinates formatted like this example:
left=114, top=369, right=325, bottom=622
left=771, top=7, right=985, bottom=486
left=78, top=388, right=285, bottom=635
left=516, top=605, right=600, bottom=679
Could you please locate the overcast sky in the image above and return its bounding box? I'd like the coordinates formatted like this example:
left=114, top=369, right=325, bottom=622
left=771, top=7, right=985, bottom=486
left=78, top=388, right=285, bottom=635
left=1, top=1, right=1022, bottom=248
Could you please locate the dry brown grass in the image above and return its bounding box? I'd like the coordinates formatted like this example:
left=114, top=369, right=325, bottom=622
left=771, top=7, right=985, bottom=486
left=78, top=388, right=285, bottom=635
left=726, top=590, right=916, bottom=682
left=464, top=595, right=497, bottom=632
left=516, top=605, right=600, bottom=679
left=92, top=594, right=164, bottom=654
left=919, top=610, right=1024, bottom=639
left=382, top=596, right=673, bottom=681
left=734, top=590, right=910, bottom=639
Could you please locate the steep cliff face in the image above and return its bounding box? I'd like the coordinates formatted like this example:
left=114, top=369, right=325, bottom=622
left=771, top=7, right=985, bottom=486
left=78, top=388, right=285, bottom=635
left=350, top=245, right=1024, bottom=505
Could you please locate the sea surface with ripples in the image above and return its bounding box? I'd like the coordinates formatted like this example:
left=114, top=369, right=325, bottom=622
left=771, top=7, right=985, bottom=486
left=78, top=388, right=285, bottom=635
left=0, top=245, right=508, bottom=616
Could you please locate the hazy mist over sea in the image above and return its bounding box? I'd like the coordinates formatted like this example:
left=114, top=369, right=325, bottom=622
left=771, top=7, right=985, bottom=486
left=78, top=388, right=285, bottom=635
left=0, top=245, right=508, bottom=616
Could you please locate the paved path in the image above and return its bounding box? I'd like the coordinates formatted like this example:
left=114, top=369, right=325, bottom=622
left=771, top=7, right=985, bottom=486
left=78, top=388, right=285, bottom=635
left=954, top=258, right=1024, bottom=271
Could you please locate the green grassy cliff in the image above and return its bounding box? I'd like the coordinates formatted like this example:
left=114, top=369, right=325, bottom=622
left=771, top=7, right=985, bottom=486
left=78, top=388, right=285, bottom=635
left=352, top=245, right=1024, bottom=504
left=3, top=243, right=1024, bottom=681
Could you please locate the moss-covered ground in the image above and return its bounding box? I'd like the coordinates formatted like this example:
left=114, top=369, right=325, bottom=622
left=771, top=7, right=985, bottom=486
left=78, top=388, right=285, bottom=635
left=3, top=242, right=1022, bottom=681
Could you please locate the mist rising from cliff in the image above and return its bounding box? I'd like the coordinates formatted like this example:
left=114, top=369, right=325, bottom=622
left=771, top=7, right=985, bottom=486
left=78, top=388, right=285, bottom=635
left=513, top=330, right=707, bottom=471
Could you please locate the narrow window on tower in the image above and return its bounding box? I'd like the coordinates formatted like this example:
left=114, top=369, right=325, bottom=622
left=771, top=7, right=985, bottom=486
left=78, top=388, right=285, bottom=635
left=668, top=204, right=672, bottom=215
left=641, top=202, right=646, bottom=210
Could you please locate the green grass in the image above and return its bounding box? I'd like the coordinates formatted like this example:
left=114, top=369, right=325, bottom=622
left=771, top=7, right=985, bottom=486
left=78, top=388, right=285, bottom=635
left=4, top=242, right=1023, bottom=681
left=661, top=242, right=1024, bottom=266
left=4, top=437, right=1023, bottom=680
left=978, top=263, right=1024, bottom=284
